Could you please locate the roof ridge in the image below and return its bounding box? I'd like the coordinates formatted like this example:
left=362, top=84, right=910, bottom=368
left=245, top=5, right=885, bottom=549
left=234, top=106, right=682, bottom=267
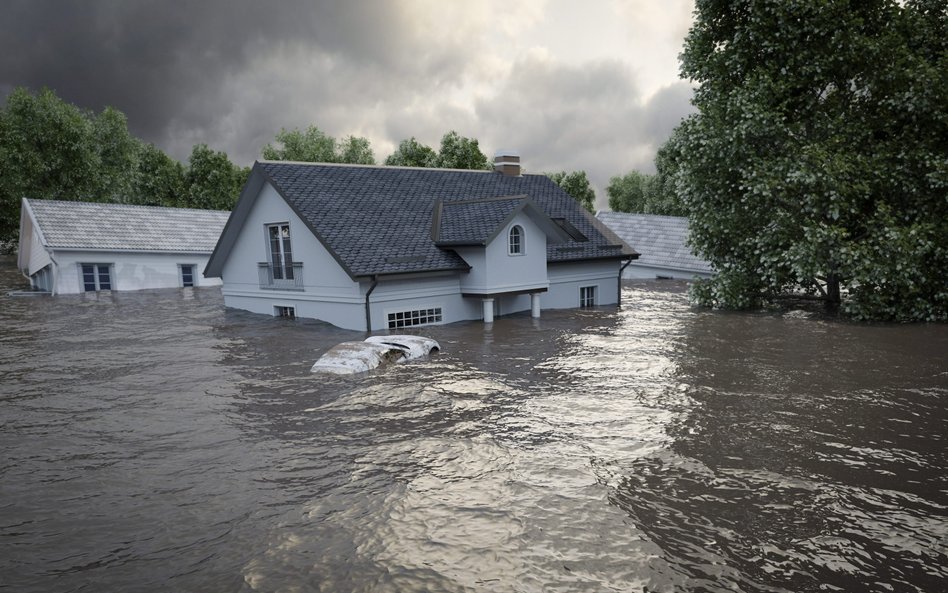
left=26, top=197, right=230, bottom=216
left=442, top=194, right=529, bottom=206
left=258, top=159, right=554, bottom=177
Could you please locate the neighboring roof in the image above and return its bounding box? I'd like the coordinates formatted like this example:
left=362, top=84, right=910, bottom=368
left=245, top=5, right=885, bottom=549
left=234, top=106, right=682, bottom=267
left=595, top=211, right=714, bottom=275
left=25, top=198, right=230, bottom=253
left=433, top=194, right=569, bottom=246
left=209, top=161, right=637, bottom=279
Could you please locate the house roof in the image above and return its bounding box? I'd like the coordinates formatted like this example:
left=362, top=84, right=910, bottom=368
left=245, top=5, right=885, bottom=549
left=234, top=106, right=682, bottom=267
left=25, top=198, right=230, bottom=253
left=595, top=211, right=714, bottom=275
left=433, top=194, right=570, bottom=246
left=209, top=161, right=637, bottom=279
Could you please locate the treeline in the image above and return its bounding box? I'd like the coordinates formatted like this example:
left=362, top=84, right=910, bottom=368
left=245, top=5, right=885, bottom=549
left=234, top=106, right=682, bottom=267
left=0, top=87, right=609, bottom=249
left=0, top=88, right=249, bottom=246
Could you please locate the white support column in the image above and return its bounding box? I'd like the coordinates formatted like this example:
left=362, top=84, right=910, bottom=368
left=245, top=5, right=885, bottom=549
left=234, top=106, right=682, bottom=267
left=531, top=292, right=541, bottom=318
left=482, top=298, right=495, bottom=323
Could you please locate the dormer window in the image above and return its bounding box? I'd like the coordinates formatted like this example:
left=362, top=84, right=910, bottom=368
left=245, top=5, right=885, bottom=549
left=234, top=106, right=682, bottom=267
left=508, top=225, right=524, bottom=255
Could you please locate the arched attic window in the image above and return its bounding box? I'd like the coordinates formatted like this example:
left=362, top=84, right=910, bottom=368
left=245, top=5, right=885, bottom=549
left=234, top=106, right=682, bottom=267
left=508, top=225, right=524, bottom=255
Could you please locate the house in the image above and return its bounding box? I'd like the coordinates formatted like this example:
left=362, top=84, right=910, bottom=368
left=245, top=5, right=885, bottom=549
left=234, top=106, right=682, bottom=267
left=595, top=211, right=714, bottom=280
left=204, top=154, right=638, bottom=331
left=17, top=198, right=229, bottom=294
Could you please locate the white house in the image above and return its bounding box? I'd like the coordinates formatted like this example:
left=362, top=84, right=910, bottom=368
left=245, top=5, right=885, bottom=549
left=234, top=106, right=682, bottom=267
left=595, top=211, right=714, bottom=280
left=204, top=154, right=638, bottom=331
left=17, top=198, right=229, bottom=295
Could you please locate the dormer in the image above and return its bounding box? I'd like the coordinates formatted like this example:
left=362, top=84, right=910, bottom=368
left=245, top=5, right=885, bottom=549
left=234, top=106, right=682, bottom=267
left=432, top=195, right=571, bottom=296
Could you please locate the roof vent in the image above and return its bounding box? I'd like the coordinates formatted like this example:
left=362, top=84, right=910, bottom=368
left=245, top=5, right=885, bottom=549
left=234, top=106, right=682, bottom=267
left=493, top=150, right=521, bottom=176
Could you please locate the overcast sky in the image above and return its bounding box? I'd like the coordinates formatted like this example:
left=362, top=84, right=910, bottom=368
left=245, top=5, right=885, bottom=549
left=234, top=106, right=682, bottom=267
left=1, top=0, right=696, bottom=209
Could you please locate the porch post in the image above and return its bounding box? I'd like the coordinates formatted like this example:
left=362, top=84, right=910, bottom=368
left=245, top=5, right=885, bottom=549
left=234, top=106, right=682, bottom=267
left=530, top=292, right=541, bottom=318
left=482, top=297, right=495, bottom=323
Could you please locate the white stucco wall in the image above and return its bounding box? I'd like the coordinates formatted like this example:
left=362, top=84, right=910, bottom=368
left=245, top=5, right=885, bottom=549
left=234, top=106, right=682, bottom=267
left=218, top=182, right=367, bottom=329
left=456, top=213, right=549, bottom=295
left=368, top=274, right=480, bottom=331
left=546, top=260, right=621, bottom=309
left=50, top=250, right=220, bottom=295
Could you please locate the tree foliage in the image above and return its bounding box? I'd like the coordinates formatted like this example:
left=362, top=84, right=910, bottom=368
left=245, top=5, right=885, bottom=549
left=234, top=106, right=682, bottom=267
left=385, top=131, right=493, bottom=171
left=607, top=129, right=688, bottom=216
left=546, top=170, right=596, bottom=213
left=0, top=87, right=251, bottom=249
left=262, top=125, right=375, bottom=164
left=433, top=131, right=492, bottom=170
left=0, top=87, right=140, bottom=245
left=676, top=0, right=947, bottom=321
left=184, top=144, right=249, bottom=211
left=384, top=137, right=438, bottom=167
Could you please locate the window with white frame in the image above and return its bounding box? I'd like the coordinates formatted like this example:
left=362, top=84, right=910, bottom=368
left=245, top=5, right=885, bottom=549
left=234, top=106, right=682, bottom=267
left=81, top=264, right=112, bottom=292
left=387, top=307, right=443, bottom=329
left=580, top=285, right=597, bottom=307
left=508, top=225, right=524, bottom=255
left=267, top=223, right=294, bottom=280
left=179, top=264, right=195, bottom=287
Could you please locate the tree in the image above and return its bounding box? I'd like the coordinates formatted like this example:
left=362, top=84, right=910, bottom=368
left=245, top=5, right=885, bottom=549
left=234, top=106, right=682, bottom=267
left=547, top=170, right=596, bottom=212
left=133, top=143, right=186, bottom=207
left=433, top=131, right=492, bottom=170
left=606, top=171, right=651, bottom=213
left=262, top=125, right=375, bottom=164
left=0, top=87, right=147, bottom=247
left=185, top=144, right=249, bottom=211
left=607, top=130, right=688, bottom=216
left=676, top=0, right=947, bottom=321
left=384, top=137, right=437, bottom=167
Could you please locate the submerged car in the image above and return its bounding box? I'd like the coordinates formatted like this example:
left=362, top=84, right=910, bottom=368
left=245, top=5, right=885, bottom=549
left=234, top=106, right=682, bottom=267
left=310, top=335, right=440, bottom=375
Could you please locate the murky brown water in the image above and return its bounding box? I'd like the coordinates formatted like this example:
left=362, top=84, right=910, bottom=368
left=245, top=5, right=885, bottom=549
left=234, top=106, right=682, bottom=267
left=1, top=255, right=946, bottom=593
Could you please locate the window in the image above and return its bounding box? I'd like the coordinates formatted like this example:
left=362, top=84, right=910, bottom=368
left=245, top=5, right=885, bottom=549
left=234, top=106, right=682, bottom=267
left=580, top=286, right=596, bottom=308
left=180, top=264, right=195, bottom=287
left=267, top=223, right=294, bottom=280
left=387, top=307, right=443, bottom=329
left=275, top=306, right=296, bottom=318
left=508, top=225, right=523, bottom=255
left=81, top=264, right=112, bottom=292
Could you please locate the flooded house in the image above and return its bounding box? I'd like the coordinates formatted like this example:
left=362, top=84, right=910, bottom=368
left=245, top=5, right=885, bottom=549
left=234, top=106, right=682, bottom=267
left=204, top=153, right=638, bottom=331
left=16, top=198, right=229, bottom=294
left=596, top=211, right=714, bottom=280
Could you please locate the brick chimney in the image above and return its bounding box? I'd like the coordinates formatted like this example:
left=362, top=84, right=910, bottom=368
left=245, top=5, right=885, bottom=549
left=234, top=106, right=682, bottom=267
left=493, top=150, right=521, bottom=176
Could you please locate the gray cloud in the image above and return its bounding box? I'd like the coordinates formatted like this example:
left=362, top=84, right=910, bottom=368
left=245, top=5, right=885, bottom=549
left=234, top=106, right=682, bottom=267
left=2, top=0, right=695, bottom=206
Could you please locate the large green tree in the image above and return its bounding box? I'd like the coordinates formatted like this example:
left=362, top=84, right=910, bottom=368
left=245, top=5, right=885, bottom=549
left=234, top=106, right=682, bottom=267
left=607, top=128, right=688, bottom=216
left=676, top=0, right=947, bottom=321
left=184, top=144, right=249, bottom=211
left=546, top=170, right=596, bottom=213
left=384, top=137, right=438, bottom=167
left=262, top=125, right=375, bottom=164
left=0, top=87, right=145, bottom=245
left=433, top=131, right=492, bottom=170
left=133, top=143, right=187, bottom=207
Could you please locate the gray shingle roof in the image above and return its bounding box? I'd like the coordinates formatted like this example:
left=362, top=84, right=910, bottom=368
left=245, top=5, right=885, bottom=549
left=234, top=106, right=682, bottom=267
left=251, top=161, right=636, bottom=278
left=27, top=199, right=230, bottom=253
left=595, top=211, right=713, bottom=274
left=435, top=195, right=528, bottom=245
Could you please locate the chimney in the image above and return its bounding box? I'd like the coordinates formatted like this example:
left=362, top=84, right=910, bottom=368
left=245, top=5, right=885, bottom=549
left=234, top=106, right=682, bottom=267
left=493, top=150, right=521, bottom=176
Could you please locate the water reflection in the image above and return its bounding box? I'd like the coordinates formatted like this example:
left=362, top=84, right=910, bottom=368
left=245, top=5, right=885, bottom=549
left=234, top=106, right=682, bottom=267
left=1, top=259, right=946, bottom=593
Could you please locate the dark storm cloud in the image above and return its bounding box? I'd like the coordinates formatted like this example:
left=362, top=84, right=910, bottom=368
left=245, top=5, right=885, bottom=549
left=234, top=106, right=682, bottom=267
left=0, top=0, right=469, bottom=162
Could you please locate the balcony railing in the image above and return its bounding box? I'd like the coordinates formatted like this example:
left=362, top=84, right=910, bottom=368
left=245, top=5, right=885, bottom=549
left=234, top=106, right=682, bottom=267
left=258, top=262, right=304, bottom=290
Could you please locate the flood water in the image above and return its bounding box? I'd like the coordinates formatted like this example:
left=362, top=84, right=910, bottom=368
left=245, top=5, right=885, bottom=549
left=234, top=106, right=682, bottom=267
left=1, top=256, right=946, bottom=593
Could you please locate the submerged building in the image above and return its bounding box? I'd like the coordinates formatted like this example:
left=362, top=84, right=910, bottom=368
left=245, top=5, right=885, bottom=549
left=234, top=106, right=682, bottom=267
left=596, top=211, right=714, bottom=280
left=205, top=155, right=638, bottom=331
left=17, top=198, right=229, bottom=295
